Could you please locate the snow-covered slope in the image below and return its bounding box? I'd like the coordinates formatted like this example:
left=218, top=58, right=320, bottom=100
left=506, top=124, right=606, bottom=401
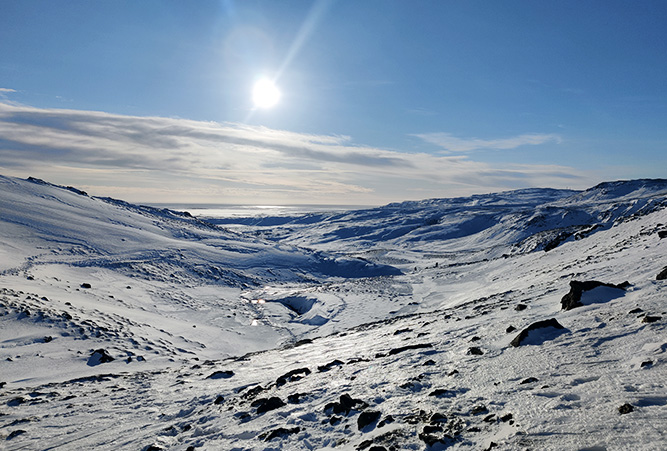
left=1, top=175, right=666, bottom=450
left=210, top=180, right=667, bottom=258
left=0, top=174, right=398, bottom=384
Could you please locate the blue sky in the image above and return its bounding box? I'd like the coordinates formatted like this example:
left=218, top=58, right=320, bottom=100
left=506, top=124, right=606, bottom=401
left=0, top=0, right=665, bottom=205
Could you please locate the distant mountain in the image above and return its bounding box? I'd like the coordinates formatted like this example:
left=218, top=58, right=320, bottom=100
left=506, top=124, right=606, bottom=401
left=209, top=179, right=667, bottom=257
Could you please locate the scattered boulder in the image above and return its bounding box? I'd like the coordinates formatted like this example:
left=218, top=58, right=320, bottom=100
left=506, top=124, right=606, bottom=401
left=429, top=389, right=450, bottom=398
left=520, top=377, right=539, bottom=384
left=213, top=395, right=224, bottom=405
left=642, top=315, right=661, bottom=324
left=470, top=405, right=488, bottom=415
left=467, top=347, right=484, bottom=355
left=276, top=367, right=311, bottom=386
left=324, top=393, right=368, bottom=416
left=515, top=304, right=527, bottom=311
left=658, top=231, right=667, bottom=239
left=641, top=360, right=653, bottom=368
left=259, top=426, right=300, bottom=441
left=87, top=349, right=115, bottom=366
left=7, top=429, right=26, bottom=440
left=206, top=370, right=234, bottom=379
left=358, top=410, right=382, bottom=431
left=287, top=393, right=307, bottom=404
left=80, top=283, right=92, bottom=289
left=510, top=319, right=567, bottom=347
left=377, top=414, right=395, bottom=428
left=506, top=325, right=517, bottom=333
left=318, top=359, right=344, bottom=372
left=394, top=328, right=412, bottom=335
left=240, top=385, right=264, bottom=400
left=387, top=343, right=433, bottom=356
left=657, top=267, right=667, bottom=280
left=251, top=397, right=285, bottom=414
left=618, top=403, right=634, bottom=414
left=561, top=280, right=629, bottom=311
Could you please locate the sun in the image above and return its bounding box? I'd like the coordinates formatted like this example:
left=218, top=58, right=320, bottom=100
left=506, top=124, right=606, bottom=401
left=252, top=78, right=281, bottom=109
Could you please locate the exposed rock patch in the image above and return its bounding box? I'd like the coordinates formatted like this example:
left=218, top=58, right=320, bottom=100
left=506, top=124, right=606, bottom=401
left=561, top=280, right=629, bottom=311
left=510, top=319, right=566, bottom=347
left=657, top=266, right=667, bottom=280
left=87, top=349, right=115, bottom=366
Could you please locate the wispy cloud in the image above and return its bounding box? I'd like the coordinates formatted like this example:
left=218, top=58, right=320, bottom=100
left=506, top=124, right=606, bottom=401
left=414, top=132, right=561, bottom=153
left=0, top=102, right=589, bottom=204
left=0, top=88, right=16, bottom=93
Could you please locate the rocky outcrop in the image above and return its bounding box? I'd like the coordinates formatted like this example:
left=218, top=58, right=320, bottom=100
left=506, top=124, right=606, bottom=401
left=561, top=280, right=629, bottom=311
left=510, top=319, right=566, bottom=347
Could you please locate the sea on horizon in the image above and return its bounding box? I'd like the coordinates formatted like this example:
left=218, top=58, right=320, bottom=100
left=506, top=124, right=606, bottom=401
left=147, top=203, right=374, bottom=219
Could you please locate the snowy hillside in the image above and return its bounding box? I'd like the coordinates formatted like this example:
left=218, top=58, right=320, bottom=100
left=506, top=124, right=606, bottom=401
left=1, top=175, right=666, bottom=450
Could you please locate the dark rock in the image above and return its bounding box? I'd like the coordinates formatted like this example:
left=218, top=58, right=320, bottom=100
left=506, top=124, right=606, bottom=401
left=470, top=336, right=481, bottom=342
left=80, top=283, right=92, bottom=289
left=7, top=429, right=26, bottom=440
left=251, top=397, right=285, bottom=414
left=423, top=424, right=443, bottom=434
left=329, top=416, right=342, bottom=425
left=429, top=389, right=450, bottom=397
left=467, top=347, right=484, bottom=355
left=657, top=266, right=667, bottom=280
left=618, top=403, right=634, bottom=414
left=276, top=367, right=311, bottom=386
left=642, top=315, right=661, bottom=323
left=500, top=413, right=513, bottom=422
left=470, top=405, right=488, bottom=415
left=641, top=360, right=653, bottom=368
left=206, top=370, right=234, bottom=379
left=422, top=359, right=436, bottom=366
left=387, top=343, right=433, bottom=356
left=628, top=307, right=643, bottom=314
left=484, top=442, right=499, bottom=451
left=213, top=395, right=224, bottom=405
left=447, top=369, right=459, bottom=376
left=234, top=411, right=251, bottom=423
left=358, top=410, right=381, bottom=431
left=515, top=304, right=527, bottom=311
left=87, top=349, right=115, bottom=366
left=393, top=328, right=412, bottom=335
left=483, top=414, right=496, bottom=423
left=520, top=377, right=539, bottom=384
left=240, top=385, right=264, bottom=400
left=430, top=412, right=447, bottom=422
left=561, top=280, right=629, bottom=311
left=510, top=318, right=566, bottom=347
left=260, top=426, right=300, bottom=441
left=318, top=359, right=344, bottom=372
left=658, top=231, right=667, bottom=239
left=43, top=336, right=53, bottom=343
left=144, top=445, right=163, bottom=451
left=287, top=392, right=307, bottom=404
left=369, top=447, right=388, bottom=451
left=325, top=393, right=368, bottom=416
left=377, top=414, right=394, bottom=428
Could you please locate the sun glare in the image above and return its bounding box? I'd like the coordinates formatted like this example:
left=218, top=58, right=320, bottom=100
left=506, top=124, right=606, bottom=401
left=252, top=78, right=281, bottom=109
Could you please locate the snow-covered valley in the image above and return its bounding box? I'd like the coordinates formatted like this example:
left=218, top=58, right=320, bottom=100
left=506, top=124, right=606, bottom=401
left=1, top=174, right=666, bottom=450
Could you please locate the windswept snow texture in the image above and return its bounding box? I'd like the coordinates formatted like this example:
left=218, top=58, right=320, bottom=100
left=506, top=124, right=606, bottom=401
left=1, top=174, right=667, bottom=450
